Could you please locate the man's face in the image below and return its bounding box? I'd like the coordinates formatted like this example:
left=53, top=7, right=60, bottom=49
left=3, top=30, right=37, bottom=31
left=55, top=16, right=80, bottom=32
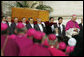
left=7, top=17, right=11, bottom=22
left=2, top=17, right=6, bottom=21
left=51, top=18, right=54, bottom=22
left=72, top=16, right=77, bottom=21
left=22, top=18, right=26, bottom=23
left=37, top=19, right=41, bottom=24
left=14, top=18, right=18, bottom=23
left=29, top=19, right=33, bottom=24
left=58, top=19, right=63, bottom=24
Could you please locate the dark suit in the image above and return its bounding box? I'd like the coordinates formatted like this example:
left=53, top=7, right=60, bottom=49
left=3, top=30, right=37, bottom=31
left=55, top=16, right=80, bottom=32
left=78, top=23, right=83, bottom=56
left=7, top=22, right=13, bottom=35
left=58, top=24, right=66, bottom=37
left=70, top=23, right=83, bottom=56
left=34, top=24, right=46, bottom=33
left=26, top=23, right=34, bottom=30
left=11, top=22, right=17, bottom=34
left=45, top=22, right=57, bottom=35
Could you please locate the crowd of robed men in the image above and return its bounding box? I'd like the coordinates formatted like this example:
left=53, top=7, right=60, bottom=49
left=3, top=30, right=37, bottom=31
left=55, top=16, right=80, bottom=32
left=1, top=14, right=83, bottom=56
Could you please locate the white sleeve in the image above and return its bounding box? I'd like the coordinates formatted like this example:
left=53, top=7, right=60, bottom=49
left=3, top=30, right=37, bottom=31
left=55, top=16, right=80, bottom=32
left=66, top=28, right=73, bottom=38
left=66, top=28, right=73, bottom=35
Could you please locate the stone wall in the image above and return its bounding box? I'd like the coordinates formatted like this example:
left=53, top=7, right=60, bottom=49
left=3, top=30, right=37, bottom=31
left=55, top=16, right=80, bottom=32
left=1, top=1, right=16, bottom=16
left=1, top=1, right=41, bottom=16
left=43, top=1, right=83, bottom=17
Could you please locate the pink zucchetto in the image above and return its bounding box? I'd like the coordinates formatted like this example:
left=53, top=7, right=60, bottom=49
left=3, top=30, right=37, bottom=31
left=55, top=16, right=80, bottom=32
left=48, top=34, right=56, bottom=41
left=66, top=46, right=75, bottom=53
left=27, top=28, right=36, bottom=37
left=59, top=42, right=66, bottom=50
left=16, top=22, right=25, bottom=29
left=72, top=14, right=77, bottom=17
left=33, top=31, right=43, bottom=40
left=1, top=23, right=8, bottom=31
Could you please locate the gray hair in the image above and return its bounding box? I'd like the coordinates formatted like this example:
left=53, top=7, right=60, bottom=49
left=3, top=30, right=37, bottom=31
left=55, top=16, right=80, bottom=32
left=48, top=38, right=58, bottom=45
left=6, top=16, right=11, bottom=20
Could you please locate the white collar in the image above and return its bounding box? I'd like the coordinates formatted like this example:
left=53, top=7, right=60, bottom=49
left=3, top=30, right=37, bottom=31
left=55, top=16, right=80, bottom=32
left=30, top=24, right=34, bottom=25
left=2, top=21, right=6, bottom=23
left=23, top=23, right=26, bottom=25
left=57, top=23, right=63, bottom=27
left=8, top=22, right=11, bottom=23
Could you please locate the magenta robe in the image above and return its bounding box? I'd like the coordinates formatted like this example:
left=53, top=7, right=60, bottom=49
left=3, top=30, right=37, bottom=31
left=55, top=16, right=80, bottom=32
left=65, top=20, right=80, bottom=31
left=48, top=47, right=68, bottom=56
left=15, top=34, right=33, bottom=53
left=42, top=39, right=49, bottom=47
left=1, top=35, right=19, bottom=56
left=19, top=43, right=51, bottom=56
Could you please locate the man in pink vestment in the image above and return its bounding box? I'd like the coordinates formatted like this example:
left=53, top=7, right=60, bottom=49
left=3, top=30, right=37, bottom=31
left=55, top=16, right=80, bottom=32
left=14, top=23, right=33, bottom=54
left=65, top=14, right=80, bottom=38
left=48, top=34, right=67, bottom=56
left=19, top=31, right=51, bottom=56
left=1, top=23, right=19, bottom=56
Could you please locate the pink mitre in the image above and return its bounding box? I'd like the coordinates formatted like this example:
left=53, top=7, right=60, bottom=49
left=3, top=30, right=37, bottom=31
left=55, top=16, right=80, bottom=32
left=59, top=42, right=66, bottom=50
left=33, top=31, right=43, bottom=40
left=27, top=28, right=36, bottom=37
left=66, top=46, right=75, bottom=53
left=48, top=34, right=56, bottom=41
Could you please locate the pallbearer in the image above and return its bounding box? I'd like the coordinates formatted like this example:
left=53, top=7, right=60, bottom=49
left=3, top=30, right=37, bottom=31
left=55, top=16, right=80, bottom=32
left=45, top=17, right=57, bottom=35
left=22, top=17, right=27, bottom=26
left=11, top=17, right=18, bottom=34
left=6, top=16, right=13, bottom=35
left=57, top=17, right=65, bottom=37
left=26, top=17, right=34, bottom=30
left=34, top=18, right=46, bottom=32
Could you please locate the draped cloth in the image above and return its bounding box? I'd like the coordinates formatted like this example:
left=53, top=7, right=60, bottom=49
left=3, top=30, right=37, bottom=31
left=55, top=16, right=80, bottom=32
left=15, top=34, right=33, bottom=55
left=1, top=35, right=19, bottom=56
left=48, top=47, right=68, bottom=56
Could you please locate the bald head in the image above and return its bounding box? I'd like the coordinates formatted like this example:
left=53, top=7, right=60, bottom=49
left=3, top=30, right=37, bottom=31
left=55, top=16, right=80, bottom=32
left=72, top=15, right=77, bottom=21
left=14, top=17, right=18, bottom=23
left=22, top=18, right=26, bottom=23
left=7, top=16, right=11, bottom=22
